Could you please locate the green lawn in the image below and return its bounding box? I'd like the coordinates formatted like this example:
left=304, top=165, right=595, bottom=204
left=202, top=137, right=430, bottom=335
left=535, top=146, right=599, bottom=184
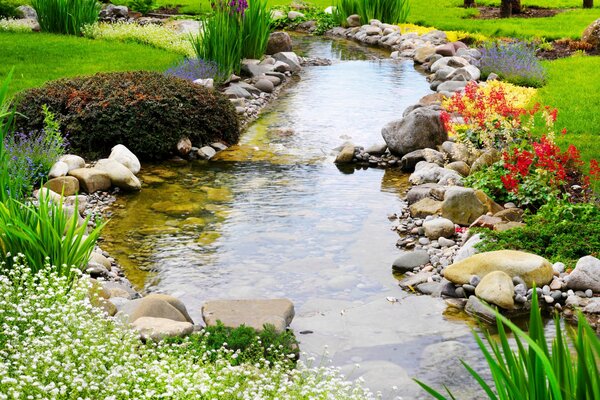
left=0, top=32, right=183, bottom=95
left=538, top=56, right=600, bottom=165
left=156, top=0, right=600, bottom=39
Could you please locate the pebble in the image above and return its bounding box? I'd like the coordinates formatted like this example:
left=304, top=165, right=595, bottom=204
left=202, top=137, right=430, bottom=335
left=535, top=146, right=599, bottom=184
left=469, top=275, right=480, bottom=287
left=514, top=283, right=527, bottom=297
left=553, top=262, right=565, bottom=274
left=418, top=237, right=430, bottom=245
left=515, top=294, right=527, bottom=304
left=542, top=285, right=551, bottom=295
left=455, top=287, right=466, bottom=298
left=543, top=295, right=554, bottom=304
left=462, top=284, right=475, bottom=293
left=585, top=289, right=593, bottom=298
left=513, top=276, right=526, bottom=288
left=438, top=237, right=455, bottom=247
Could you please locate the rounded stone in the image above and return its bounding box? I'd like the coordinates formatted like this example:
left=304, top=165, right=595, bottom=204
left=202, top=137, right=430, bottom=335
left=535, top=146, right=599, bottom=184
left=475, top=270, right=515, bottom=309
left=423, top=217, right=455, bottom=240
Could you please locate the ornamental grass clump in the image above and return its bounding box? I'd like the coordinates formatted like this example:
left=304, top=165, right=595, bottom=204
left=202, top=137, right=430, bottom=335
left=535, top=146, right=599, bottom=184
left=191, top=0, right=271, bottom=82
left=30, top=0, right=100, bottom=35
left=480, top=40, right=547, bottom=88
left=415, top=288, right=600, bottom=400
left=0, top=262, right=376, bottom=399
left=333, top=0, right=410, bottom=26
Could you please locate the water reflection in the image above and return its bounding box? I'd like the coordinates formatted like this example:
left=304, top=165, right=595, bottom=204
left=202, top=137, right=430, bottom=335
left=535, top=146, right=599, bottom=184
left=101, top=36, right=528, bottom=398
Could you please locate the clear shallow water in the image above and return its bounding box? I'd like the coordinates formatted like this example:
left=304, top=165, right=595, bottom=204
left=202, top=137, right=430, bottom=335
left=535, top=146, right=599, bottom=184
left=103, top=37, right=514, bottom=398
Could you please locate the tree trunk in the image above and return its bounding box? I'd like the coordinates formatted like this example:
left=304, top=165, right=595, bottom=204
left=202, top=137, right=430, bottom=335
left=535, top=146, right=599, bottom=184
left=512, top=0, right=522, bottom=13
left=500, top=0, right=512, bottom=17
left=583, top=0, right=593, bottom=8
left=464, top=0, right=476, bottom=8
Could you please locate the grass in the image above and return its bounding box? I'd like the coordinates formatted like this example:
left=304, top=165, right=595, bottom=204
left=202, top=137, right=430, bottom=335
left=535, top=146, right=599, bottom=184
left=0, top=32, right=182, bottom=95
left=538, top=56, right=600, bottom=166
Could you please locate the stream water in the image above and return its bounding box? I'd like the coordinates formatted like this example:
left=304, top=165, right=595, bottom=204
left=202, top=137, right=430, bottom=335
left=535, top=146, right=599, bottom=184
left=103, top=36, right=493, bottom=399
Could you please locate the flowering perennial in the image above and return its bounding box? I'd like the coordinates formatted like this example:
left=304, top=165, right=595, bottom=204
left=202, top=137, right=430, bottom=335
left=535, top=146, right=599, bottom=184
left=0, top=261, right=376, bottom=400
left=442, top=81, right=547, bottom=150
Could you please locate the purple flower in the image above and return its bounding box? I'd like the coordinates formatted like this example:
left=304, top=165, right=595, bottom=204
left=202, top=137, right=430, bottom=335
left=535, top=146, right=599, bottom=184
left=165, top=58, right=219, bottom=81
left=480, top=40, right=546, bottom=88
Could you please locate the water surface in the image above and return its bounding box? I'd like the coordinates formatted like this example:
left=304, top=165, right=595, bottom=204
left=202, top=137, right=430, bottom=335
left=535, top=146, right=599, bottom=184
left=103, top=37, right=491, bottom=399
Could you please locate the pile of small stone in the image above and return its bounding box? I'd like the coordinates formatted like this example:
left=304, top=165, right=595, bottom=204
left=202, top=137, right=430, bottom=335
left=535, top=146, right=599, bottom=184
left=334, top=142, right=401, bottom=168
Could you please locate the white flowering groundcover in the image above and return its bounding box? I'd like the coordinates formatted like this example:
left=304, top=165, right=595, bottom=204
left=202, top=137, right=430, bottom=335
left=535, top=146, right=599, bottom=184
left=0, top=260, right=374, bottom=400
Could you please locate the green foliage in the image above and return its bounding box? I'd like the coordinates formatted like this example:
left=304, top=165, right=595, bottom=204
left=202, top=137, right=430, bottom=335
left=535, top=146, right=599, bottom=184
left=474, top=200, right=600, bottom=268
left=331, top=0, right=410, bottom=25
left=272, top=5, right=336, bottom=35
left=0, top=73, right=101, bottom=281
left=415, top=288, right=600, bottom=399
left=356, top=0, right=410, bottom=24
left=465, top=161, right=558, bottom=209
left=166, top=321, right=299, bottom=367
left=14, top=71, right=240, bottom=160
left=4, top=106, right=67, bottom=196
left=30, top=0, right=101, bottom=35
left=0, top=0, right=20, bottom=18
left=190, top=8, right=243, bottom=82
left=242, top=0, right=272, bottom=59
left=332, top=0, right=356, bottom=26
left=128, top=0, right=156, bottom=14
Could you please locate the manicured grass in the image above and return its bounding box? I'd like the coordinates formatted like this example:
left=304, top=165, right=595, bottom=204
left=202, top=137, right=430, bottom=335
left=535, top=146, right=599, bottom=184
left=156, top=0, right=600, bottom=40
left=538, top=56, right=600, bottom=164
left=0, top=32, right=182, bottom=95
left=408, top=0, right=600, bottom=40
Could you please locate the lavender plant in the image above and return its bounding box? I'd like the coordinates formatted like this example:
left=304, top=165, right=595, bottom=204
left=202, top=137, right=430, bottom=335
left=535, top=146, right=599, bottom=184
left=165, top=58, right=219, bottom=81
left=480, top=40, right=547, bottom=88
left=4, top=106, right=66, bottom=196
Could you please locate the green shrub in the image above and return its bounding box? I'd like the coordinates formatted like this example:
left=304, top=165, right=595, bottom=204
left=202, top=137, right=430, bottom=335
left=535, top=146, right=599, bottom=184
left=30, top=0, right=100, bottom=35
left=474, top=200, right=600, bottom=268
left=416, top=288, right=600, bottom=399
left=0, top=0, right=20, bottom=18
left=15, top=71, right=240, bottom=160
left=165, top=321, right=299, bottom=367
left=128, top=0, right=155, bottom=14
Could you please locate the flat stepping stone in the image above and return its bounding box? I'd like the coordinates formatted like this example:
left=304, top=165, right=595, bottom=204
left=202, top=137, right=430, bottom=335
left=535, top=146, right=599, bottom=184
left=202, top=299, right=294, bottom=333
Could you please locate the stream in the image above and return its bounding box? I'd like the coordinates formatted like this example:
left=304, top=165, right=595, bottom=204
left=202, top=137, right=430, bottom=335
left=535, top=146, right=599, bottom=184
left=103, top=36, right=492, bottom=399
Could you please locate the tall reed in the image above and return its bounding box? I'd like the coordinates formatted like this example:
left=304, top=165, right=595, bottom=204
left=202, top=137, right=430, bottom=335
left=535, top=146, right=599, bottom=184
left=190, top=4, right=243, bottom=83
left=241, top=0, right=271, bottom=59
left=415, top=289, right=600, bottom=400
left=334, top=0, right=410, bottom=25
left=30, top=0, right=101, bottom=35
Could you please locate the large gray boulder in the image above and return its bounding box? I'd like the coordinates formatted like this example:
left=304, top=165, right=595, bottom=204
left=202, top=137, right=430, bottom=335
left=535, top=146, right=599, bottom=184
left=272, top=52, right=301, bottom=72
left=392, top=250, right=431, bottom=273
left=381, top=107, right=447, bottom=156
left=583, top=18, right=600, bottom=49
left=565, top=256, right=600, bottom=292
